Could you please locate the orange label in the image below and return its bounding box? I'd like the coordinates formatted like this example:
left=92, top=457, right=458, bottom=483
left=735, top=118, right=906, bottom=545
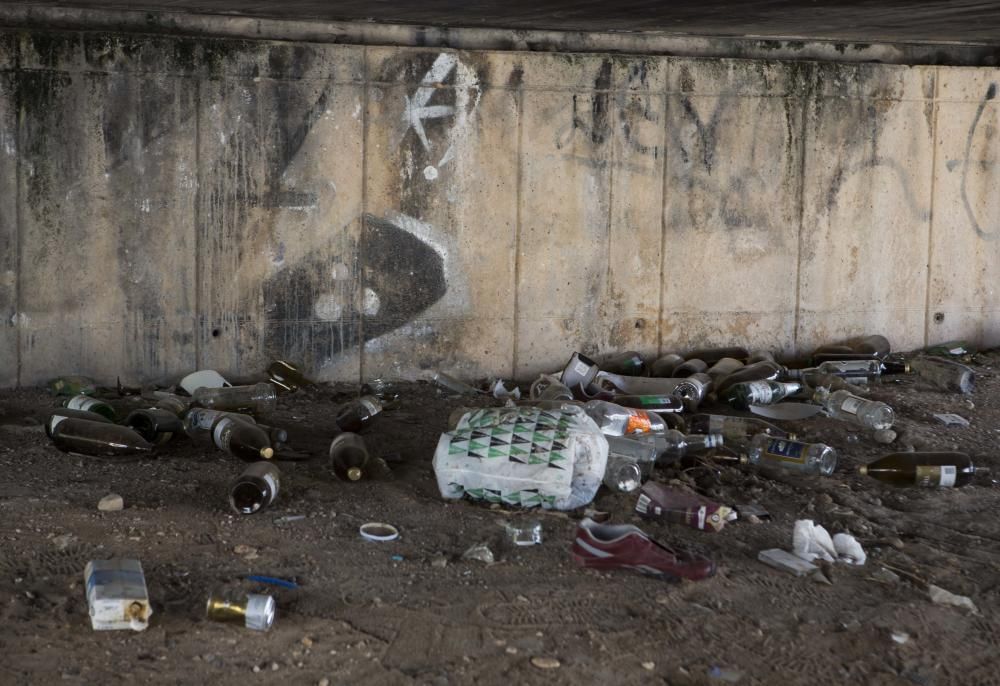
left=625, top=411, right=653, bottom=434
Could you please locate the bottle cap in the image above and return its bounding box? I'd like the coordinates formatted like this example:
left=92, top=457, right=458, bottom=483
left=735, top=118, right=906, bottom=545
left=858, top=465, right=869, bottom=476
left=260, top=447, right=275, bottom=459
left=347, top=467, right=363, bottom=481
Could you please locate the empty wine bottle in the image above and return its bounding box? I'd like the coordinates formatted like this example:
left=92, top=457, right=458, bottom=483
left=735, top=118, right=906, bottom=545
left=706, top=357, right=744, bottom=384
left=813, top=387, right=894, bottom=430
left=582, top=400, right=665, bottom=436
left=62, top=395, right=117, bottom=421
left=612, top=394, right=684, bottom=413
left=335, top=395, right=383, bottom=433
left=685, top=347, right=750, bottom=364
left=746, top=434, right=838, bottom=476
left=688, top=414, right=792, bottom=447
left=787, top=359, right=882, bottom=384
left=746, top=350, right=776, bottom=364
left=798, top=370, right=859, bottom=393
left=909, top=357, right=974, bottom=394
left=212, top=415, right=274, bottom=461
left=655, top=430, right=724, bottom=463
left=858, top=452, right=984, bottom=488
left=648, top=353, right=685, bottom=378
left=715, top=360, right=784, bottom=396
left=724, top=380, right=802, bottom=410
left=150, top=392, right=191, bottom=417
left=183, top=408, right=254, bottom=443
left=45, top=408, right=111, bottom=438
left=925, top=340, right=976, bottom=359
left=812, top=334, right=890, bottom=364
left=329, top=432, right=370, bottom=481
left=50, top=418, right=154, bottom=457
left=191, top=382, right=277, bottom=417
left=600, top=351, right=646, bottom=376
left=123, top=408, right=183, bottom=446
left=229, top=461, right=281, bottom=514
left=267, top=360, right=311, bottom=393
left=256, top=423, right=289, bottom=448
left=674, top=358, right=708, bottom=377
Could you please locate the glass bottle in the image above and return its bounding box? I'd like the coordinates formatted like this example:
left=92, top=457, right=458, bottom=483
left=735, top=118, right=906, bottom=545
left=655, top=429, right=724, bottom=463
left=798, top=370, right=859, bottom=393
left=787, top=359, right=883, bottom=383
left=706, top=357, right=745, bottom=384
left=812, top=334, right=890, bottom=364
left=612, top=394, right=684, bottom=413
left=205, top=591, right=275, bottom=631
left=431, top=371, right=481, bottom=396
left=746, top=350, right=776, bottom=364
left=648, top=353, right=685, bottom=378
left=909, top=358, right=974, bottom=394
left=45, top=408, right=111, bottom=438
left=673, top=358, right=708, bottom=377
left=124, top=408, right=184, bottom=446
left=62, top=395, right=117, bottom=421
left=267, top=360, right=311, bottom=393
left=685, top=347, right=750, bottom=364
left=529, top=374, right=574, bottom=401
left=724, top=380, right=802, bottom=410
left=600, top=351, right=646, bottom=376
left=50, top=418, right=154, bottom=457
left=858, top=452, right=984, bottom=488
left=229, top=461, right=281, bottom=514
left=334, top=395, right=383, bottom=433
left=191, top=382, right=277, bottom=417
left=688, top=414, right=792, bottom=447
left=925, top=340, right=976, bottom=359
left=715, top=361, right=784, bottom=396
left=212, top=414, right=274, bottom=461
left=746, top=434, right=838, bottom=476
left=582, top=400, right=665, bottom=436
left=813, top=387, right=894, bottom=430
left=602, top=437, right=656, bottom=493
left=329, top=432, right=370, bottom=481
left=183, top=408, right=255, bottom=443
left=150, top=392, right=191, bottom=417
left=48, top=376, right=97, bottom=397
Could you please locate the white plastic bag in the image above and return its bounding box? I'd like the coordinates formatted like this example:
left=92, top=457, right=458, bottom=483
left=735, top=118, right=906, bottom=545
left=433, top=405, right=608, bottom=510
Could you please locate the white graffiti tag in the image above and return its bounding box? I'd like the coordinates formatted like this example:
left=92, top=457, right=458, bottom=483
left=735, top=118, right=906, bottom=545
left=403, top=53, right=459, bottom=152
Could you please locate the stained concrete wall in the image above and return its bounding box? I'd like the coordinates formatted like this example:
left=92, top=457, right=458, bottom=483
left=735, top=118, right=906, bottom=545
left=0, top=30, right=998, bottom=386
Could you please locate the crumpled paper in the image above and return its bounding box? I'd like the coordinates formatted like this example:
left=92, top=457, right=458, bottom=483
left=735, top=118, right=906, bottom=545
left=792, top=520, right=866, bottom=566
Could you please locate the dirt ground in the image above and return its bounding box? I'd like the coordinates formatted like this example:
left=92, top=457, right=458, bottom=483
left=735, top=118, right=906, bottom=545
left=1, top=353, right=999, bottom=686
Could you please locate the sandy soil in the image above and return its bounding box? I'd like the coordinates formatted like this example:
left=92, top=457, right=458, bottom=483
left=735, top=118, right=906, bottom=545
left=1, top=354, right=998, bottom=685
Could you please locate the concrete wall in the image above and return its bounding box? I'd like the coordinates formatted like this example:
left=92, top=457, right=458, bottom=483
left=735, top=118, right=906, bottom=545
left=0, top=30, right=998, bottom=386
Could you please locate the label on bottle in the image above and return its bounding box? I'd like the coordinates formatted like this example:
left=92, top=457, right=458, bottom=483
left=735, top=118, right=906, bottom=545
left=213, top=417, right=234, bottom=449
left=359, top=397, right=381, bottom=416
left=839, top=396, right=863, bottom=415
left=915, top=465, right=957, bottom=488
left=189, top=408, right=223, bottom=431
left=625, top=411, right=653, bottom=434
left=50, top=415, right=67, bottom=431
left=744, top=381, right=774, bottom=404
left=764, top=438, right=805, bottom=463
left=573, top=360, right=591, bottom=376
left=262, top=472, right=279, bottom=501
left=68, top=396, right=96, bottom=411
left=637, top=395, right=669, bottom=406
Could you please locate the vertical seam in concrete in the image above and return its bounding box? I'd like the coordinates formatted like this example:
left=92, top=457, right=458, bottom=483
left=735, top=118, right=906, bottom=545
left=923, top=68, right=940, bottom=348
left=13, top=40, right=22, bottom=387
left=193, top=74, right=203, bottom=369
left=656, top=76, right=669, bottom=358
left=791, top=69, right=811, bottom=358
left=605, top=76, right=616, bottom=353
left=511, top=81, right=524, bottom=379
left=358, top=46, right=369, bottom=384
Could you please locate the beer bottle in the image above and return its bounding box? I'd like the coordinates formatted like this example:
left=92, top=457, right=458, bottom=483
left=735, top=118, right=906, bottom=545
left=50, top=418, right=154, bottom=457
left=673, top=358, right=708, bottom=377
left=184, top=408, right=273, bottom=460
left=191, top=382, right=277, bottom=417
left=706, top=357, right=744, bottom=385
left=909, top=358, right=974, bottom=394
left=335, top=395, right=383, bottom=433
left=724, top=380, right=802, bottom=410
left=648, top=353, right=685, bottom=378
left=715, top=360, right=784, bottom=396
left=600, top=351, right=646, bottom=376
left=61, top=394, right=117, bottom=421
left=123, top=408, right=183, bottom=445
left=229, top=461, right=281, bottom=513
left=45, top=408, right=111, bottom=438
left=329, top=432, right=370, bottom=481
left=859, top=452, right=985, bottom=488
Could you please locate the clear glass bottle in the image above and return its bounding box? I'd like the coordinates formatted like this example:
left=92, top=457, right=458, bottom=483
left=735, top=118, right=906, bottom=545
left=123, top=408, right=183, bottom=445
left=746, top=434, right=838, bottom=476
left=602, top=451, right=651, bottom=493
left=329, top=432, right=370, bottom=481
left=600, top=351, right=646, bottom=376
left=648, top=353, right=685, bottom=378
left=229, top=461, right=281, bottom=513
left=431, top=371, right=481, bottom=395
left=688, top=414, right=792, bottom=447
left=813, top=387, right=894, bottom=430
left=191, top=382, right=277, bottom=417
left=205, top=591, right=275, bottom=631
left=655, top=429, right=724, bottom=463
left=45, top=408, right=111, bottom=438
left=335, top=395, right=383, bottom=433
left=909, top=358, right=974, bottom=394
left=151, top=392, right=191, bottom=417
left=858, top=452, right=984, bottom=488
left=812, top=334, right=890, bottom=364
left=582, top=400, right=665, bottom=436
left=715, top=361, right=784, bottom=396
left=798, top=370, right=858, bottom=393
left=724, top=380, right=802, bottom=410
left=50, top=418, right=154, bottom=457
left=788, top=359, right=882, bottom=383
left=62, top=394, right=117, bottom=421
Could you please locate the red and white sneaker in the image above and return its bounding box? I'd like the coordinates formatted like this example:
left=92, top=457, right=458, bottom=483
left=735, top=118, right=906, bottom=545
left=571, top=518, right=716, bottom=581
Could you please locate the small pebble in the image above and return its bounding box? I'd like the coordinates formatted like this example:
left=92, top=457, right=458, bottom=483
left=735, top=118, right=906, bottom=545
left=873, top=429, right=897, bottom=445
left=642, top=661, right=655, bottom=671
left=301, top=637, right=313, bottom=648
left=98, top=494, right=124, bottom=512
left=430, top=556, right=448, bottom=568
left=318, top=679, right=330, bottom=686
left=531, top=656, right=560, bottom=670
left=252, top=665, right=261, bottom=673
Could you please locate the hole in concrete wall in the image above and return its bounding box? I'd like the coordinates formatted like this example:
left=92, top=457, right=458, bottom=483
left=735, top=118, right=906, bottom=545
left=635, top=319, right=644, bottom=329
left=934, top=312, right=945, bottom=323
left=211, top=328, right=221, bottom=338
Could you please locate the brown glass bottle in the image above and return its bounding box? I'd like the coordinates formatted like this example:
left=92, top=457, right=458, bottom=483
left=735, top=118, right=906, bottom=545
left=684, top=347, right=750, bottom=365
left=335, top=395, right=383, bottom=433
left=50, top=418, right=154, bottom=457
left=124, top=408, right=184, bottom=446
left=45, top=408, right=111, bottom=438
left=673, top=358, right=708, bottom=377
left=859, top=452, right=982, bottom=488
left=648, top=353, right=685, bottom=378
left=600, top=351, right=646, bottom=376
left=191, top=382, right=277, bottom=417
left=329, top=432, right=370, bottom=481
left=813, top=334, right=891, bottom=364
left=715, top=361, right=783, bottom=396
left=229, top=461, right=281, bottom=514
left=212, top=414, right=274, bottom=462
